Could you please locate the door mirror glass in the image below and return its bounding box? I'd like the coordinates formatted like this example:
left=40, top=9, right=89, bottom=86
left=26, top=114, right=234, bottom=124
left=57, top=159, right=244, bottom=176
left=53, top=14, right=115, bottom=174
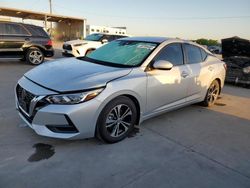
left=153, top=60, right=173, bottom=70
left=101, top=39, right=108, bottom=44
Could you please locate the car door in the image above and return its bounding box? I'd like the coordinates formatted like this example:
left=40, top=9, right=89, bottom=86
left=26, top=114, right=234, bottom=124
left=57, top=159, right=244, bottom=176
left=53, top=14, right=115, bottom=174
left=0, top=23, right=30, bottom=58
left=183, top=44, right=213, bottom=100
left=146, top=43, right=191, bottom=114
left=0, top=22, right=6, bottom=57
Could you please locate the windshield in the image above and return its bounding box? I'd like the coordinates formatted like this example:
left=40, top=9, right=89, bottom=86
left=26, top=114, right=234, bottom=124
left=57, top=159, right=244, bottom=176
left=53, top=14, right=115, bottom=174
left=85, top=40, right=158, bottom=67
left=85, top=33, right=104, bottom=41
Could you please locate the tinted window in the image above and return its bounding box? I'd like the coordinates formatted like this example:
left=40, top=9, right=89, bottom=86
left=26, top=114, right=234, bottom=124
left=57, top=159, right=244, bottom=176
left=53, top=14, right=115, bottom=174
left=85, top=33, right=103, bottom=41
left=154, top=43, right=184, bottom=66
left=0, top=23, right=4, bottom=34
left=184, top=44, right=202, bottom=64
left=116, top=35, right=127, bottom=40
left=4, top=23, right=29, bottom=35
left=103, top=35, right=115, bottom=42
left=25, top=25, right=48, bottom=37
left=200, top=48, right=208, bottom=61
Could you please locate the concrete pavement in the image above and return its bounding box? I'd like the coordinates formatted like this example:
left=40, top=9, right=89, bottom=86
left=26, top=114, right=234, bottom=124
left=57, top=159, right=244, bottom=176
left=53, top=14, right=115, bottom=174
left=0, top=57, right=250, bottom=188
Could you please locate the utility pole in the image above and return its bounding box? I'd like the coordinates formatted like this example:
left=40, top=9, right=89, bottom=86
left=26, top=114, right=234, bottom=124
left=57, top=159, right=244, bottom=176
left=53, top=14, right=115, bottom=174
left=49, top=0, right=52, bottom=35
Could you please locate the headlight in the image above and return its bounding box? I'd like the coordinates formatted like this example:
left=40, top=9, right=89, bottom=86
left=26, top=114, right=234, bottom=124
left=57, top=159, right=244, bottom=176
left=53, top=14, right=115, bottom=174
left=74, top=43, right=87, bottom=47
left=243, top=66, right=250, bottom=74
left=46, top=88, right=103, bottom=104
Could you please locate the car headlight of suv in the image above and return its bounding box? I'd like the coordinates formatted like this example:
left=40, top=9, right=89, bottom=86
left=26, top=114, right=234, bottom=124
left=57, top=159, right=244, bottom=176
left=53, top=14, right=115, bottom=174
left=243, top=66, right=250, bottom=74
left=46, top=88, right=103, bottom=104
left=74, top=43, right=87, bottom=47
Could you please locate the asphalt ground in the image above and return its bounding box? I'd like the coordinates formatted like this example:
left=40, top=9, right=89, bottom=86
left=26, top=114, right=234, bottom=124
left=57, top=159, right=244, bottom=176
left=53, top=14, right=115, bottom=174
left=0, top=46, right=250, bottom=188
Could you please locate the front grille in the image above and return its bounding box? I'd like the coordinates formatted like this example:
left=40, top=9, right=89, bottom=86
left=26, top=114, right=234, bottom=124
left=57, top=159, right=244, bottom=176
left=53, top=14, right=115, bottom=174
left=16, top=84, right=36, bottom=114
left=18, top=107, right=32, bottom=123
left=226, top=66, right=250, bottom=84
left=63, top=44, right=72, bottom=51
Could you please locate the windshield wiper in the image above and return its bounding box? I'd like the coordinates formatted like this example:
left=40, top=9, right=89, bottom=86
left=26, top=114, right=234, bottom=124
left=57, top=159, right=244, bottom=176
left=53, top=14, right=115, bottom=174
left=77, top=56, right=135, bottom=68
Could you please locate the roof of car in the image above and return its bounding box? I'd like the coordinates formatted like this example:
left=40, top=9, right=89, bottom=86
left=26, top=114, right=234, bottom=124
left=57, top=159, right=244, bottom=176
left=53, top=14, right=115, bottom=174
left=119, top=36, right=169, bottom=43
left=92, top=33, right=128, bottom=37
left=0, top=21, right=43, bottom=28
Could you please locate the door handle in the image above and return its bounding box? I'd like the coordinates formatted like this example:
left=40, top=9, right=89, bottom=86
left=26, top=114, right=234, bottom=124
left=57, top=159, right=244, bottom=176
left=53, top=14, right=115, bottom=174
left=181, top=71, right=189, bottom=78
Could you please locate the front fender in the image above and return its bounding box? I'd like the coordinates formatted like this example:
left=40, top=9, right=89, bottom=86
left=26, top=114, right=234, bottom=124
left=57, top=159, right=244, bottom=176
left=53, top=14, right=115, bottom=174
left=93, top=71, right=147, bottom=127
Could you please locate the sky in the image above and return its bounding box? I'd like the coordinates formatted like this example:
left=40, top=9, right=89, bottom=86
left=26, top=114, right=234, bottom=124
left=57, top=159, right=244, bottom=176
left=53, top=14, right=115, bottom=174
left=1, top=0, right=250, bottom=40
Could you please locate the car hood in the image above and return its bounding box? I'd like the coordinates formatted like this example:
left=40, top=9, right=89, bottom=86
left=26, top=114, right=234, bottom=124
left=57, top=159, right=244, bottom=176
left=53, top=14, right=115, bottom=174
left=24, top=58, right=132, bottom=92
left=65, top=40, right=100, bottom=45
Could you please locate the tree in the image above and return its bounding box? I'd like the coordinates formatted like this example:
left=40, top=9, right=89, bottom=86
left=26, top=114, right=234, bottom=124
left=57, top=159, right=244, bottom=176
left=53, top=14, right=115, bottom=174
left=196, top=38, right=219, bottom=46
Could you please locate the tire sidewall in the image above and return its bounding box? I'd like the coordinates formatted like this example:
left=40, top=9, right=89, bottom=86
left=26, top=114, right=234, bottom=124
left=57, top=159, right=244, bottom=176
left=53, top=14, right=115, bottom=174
left=204, top=80, right=220, bottom=107
left=97, top=96, right=137, bottom=143
left=26, top=48, right=44, bottom=65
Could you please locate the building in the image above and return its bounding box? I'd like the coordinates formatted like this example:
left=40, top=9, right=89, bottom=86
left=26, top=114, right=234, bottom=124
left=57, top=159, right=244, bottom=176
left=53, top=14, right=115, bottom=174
left=86, top=25, right=127, bottom=35
left=0, top=7, right=86, bottom=40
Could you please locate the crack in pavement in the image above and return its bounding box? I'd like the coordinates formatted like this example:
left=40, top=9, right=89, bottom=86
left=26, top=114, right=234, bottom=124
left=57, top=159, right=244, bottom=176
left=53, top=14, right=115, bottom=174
left=120, top=167, right=158, bottom=188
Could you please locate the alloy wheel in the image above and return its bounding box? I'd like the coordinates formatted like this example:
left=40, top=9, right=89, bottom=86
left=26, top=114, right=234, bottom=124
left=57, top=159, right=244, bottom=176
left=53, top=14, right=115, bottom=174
left=207, top=82, right=219, bottom=104
left=29, top=50, right=43, bottom=65
left=105, top=104, right=132, bottom=138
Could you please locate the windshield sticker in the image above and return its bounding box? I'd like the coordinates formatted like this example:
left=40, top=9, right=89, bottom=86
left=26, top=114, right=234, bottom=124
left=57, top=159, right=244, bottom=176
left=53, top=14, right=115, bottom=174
left=137, top=44, right=156, bottom=50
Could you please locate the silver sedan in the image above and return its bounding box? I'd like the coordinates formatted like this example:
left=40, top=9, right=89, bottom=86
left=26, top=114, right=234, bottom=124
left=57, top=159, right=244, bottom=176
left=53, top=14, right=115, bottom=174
left=15, top=37, right=226, bottom=143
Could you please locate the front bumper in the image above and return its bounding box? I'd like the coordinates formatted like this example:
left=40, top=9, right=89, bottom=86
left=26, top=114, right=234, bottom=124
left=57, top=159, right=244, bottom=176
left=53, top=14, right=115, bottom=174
left=16, top=77, right=102, bottom=139
left=226, top=69, right=250, bottom=85
left=62, top=51, right=75, bottom=57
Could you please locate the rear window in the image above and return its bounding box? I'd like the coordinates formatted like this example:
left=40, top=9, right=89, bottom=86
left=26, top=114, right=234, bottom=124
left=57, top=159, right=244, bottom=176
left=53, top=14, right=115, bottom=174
left=25, top=25, right=49, bottom=37
left=184, top=44, right=203, bottom=64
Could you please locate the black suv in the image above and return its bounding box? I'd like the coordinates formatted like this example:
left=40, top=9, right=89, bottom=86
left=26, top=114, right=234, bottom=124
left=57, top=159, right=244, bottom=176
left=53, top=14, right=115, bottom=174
left=0, top=21, right=54, bottom=65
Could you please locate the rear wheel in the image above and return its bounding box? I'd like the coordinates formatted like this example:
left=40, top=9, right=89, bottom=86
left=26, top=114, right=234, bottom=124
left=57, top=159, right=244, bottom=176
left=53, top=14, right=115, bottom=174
left=202, top=80, right=220, bottom=107
left=26, top=47, right=44, bottom=65
left=96, top=96, right=137, bottom=143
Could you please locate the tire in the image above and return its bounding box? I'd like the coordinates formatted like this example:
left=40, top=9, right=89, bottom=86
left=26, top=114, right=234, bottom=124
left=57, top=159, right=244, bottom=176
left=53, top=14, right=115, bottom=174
left=202, top=80, right=220, bottom=107
left=26, top=47, right=44, bottom=65
left=96, top=96, right=137, bottom=143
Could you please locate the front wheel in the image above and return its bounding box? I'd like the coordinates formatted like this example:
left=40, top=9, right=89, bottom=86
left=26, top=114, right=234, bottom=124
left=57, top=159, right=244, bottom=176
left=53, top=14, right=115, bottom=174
left=202, top=80, right=220, bottom=107
left=85, top=49, right=95, bottom=56
left=96, top=96, right=137, bottom=143
left=26, top=48, right=44, bottom=65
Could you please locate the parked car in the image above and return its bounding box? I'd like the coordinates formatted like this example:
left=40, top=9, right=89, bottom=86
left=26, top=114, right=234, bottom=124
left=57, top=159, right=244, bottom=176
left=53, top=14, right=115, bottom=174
left=0, top=21, right=54, bottom=65
left=62, top=33, right=128, bottom=57
left=15, top=37, right=226, bottom=143
left=222, top=37, right=250, bottom=86
left=208, top=46, right=222, bottom=54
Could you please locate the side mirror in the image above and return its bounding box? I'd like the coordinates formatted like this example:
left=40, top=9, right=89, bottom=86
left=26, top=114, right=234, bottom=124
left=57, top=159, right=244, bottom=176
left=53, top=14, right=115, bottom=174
left=153, top=60, right=173, bottom=70
left=101, top=39, right=108, bottom=44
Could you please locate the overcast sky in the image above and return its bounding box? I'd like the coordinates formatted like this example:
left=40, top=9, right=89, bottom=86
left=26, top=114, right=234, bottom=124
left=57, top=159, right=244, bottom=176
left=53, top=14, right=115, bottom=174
left=1, top=0, right=250, bottom=40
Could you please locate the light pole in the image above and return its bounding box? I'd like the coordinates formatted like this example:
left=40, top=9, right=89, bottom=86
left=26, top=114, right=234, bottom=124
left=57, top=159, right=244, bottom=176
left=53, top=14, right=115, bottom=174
left=49, top=0, right=52, bottom=35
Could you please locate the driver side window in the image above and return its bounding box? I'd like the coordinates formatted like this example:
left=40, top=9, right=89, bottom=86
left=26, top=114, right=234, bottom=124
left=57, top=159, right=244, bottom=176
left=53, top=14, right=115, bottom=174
left=154, top=43, right=184, bottom=66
